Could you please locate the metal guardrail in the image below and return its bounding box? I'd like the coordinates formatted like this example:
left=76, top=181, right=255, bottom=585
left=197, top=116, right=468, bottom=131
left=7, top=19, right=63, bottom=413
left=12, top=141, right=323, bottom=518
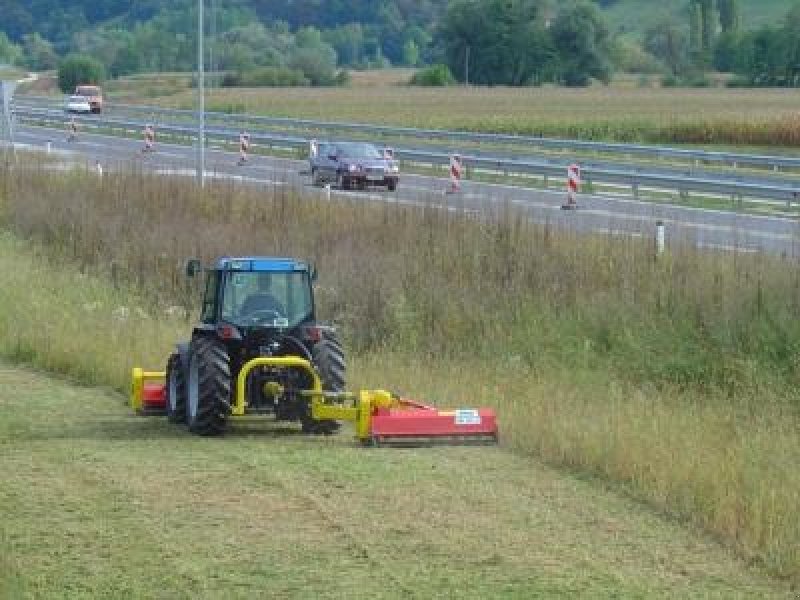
left=14, top=106, right=800, bottom=205
left=15, top=94, right=800, bottom=173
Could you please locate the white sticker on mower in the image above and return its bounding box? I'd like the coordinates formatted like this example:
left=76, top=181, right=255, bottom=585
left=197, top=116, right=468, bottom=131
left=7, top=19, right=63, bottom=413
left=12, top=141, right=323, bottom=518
left=455, top=409, right=481, bottom=426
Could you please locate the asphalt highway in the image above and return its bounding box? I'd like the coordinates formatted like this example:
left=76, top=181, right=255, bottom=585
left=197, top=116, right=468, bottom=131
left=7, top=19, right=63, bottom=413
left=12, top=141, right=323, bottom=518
left=14, top=123, right=800, bottom=257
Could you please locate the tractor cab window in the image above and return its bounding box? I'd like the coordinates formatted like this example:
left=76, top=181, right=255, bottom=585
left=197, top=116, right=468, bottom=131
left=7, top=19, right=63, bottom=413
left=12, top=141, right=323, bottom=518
left=200, top=271, right=219, bottom=323
left=220, top=271, right=313, bottom=328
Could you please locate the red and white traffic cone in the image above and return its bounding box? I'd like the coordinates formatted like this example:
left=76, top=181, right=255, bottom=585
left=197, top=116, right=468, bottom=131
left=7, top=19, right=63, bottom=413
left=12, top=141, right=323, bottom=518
left=562, top=164, right=580, bottom=210
left=237, top=132, right=250, bottom=165
left=448, top=154, right=463, bottom=194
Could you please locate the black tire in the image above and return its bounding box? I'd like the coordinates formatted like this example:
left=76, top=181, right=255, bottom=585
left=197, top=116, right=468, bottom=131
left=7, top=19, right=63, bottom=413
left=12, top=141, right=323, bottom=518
left=338, top=173, right=351, bottom=191
left=186, top=336, right=231, bottom=436
left=387, top=179, right=397, bottom=192
left=302, top=334, right=346, bottom=435
left=311, top=168, right=322, bottom=187
left=165, top=353, right=187, bottom=424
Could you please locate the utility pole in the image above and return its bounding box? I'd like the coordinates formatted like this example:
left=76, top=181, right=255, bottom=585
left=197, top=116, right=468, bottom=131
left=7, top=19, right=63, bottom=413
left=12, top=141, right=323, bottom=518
left=197, top=0, right=206, bottom=186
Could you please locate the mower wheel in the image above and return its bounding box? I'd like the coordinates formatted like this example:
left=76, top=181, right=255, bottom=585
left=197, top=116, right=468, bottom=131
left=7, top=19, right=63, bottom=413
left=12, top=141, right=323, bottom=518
left=165, top=353, right=187, bottom=424
left=303, top=335, right=346, bottom=435
left=187, top=336, right=231, bottom=436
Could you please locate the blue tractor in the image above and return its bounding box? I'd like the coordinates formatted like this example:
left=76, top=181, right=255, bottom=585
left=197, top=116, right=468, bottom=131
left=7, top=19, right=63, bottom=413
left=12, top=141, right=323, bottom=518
left=165, top=257, right=345, bottom=436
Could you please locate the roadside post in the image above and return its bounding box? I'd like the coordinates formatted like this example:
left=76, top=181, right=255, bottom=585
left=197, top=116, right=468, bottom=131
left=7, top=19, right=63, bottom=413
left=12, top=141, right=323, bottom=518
left=655, top=220, right=666, bottom=255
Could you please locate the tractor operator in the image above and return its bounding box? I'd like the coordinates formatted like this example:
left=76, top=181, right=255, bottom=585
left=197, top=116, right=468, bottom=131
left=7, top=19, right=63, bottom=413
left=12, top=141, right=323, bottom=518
left=239, top=273, right=285, bottom=318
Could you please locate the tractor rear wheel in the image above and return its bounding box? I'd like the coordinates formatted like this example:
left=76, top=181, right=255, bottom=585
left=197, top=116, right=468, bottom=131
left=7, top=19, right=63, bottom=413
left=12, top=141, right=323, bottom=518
left=302, top=334, right=346, bottom=435
left=187, top=336, right=231, bottom=436
left=165, top=353, right=187, bottom=424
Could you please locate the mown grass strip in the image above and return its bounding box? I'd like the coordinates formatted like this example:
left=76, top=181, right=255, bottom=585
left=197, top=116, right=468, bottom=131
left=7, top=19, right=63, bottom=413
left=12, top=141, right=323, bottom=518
left=0, top=362, right=793, bottom=598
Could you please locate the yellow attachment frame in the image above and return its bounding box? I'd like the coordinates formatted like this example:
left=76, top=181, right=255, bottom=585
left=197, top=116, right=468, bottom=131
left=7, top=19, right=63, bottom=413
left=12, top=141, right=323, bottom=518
left=130, top=357, right=403, bottom=441
left=130, top=367, right=166, bottom=412
left=236, top=356, right=397, bottom=441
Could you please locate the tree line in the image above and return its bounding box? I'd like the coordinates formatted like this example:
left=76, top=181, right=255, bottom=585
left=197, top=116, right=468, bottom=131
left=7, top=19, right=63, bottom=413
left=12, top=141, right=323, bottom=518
left=1, top=0, right=799, bottom=89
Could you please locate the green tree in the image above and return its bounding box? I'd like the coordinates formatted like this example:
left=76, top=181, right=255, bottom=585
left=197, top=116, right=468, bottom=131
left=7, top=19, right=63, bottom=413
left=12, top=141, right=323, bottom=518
left=550, top=1, right=613, bottom=86
left=21, top=33, right=58, bottom=70
left=57, top=53, right=104, bottom=92
left=289, top=46, right=338, bottom=86
left=323, top=24, right=367, bottom=67
left=700, top=0, right=718, bottom=53
left=402, top=39, right=420, bottom=66
left=689, top=1, right=703, bottom=61
left=438, top=0, right=554, bottom=86
left=644, top=18, right=689, bottom=76
left=713, top=31, right=743, bottom=72
left=718, top=0, right=740, bottom=33
left=0, top=32, right=22, bottom=66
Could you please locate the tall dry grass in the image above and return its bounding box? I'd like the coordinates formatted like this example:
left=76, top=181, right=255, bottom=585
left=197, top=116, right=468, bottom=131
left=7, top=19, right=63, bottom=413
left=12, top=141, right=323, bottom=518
left=0, top=161, right=799, bottom=580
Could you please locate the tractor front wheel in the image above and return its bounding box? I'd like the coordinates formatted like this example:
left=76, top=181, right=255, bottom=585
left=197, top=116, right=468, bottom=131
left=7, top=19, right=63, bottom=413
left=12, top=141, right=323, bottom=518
left=165, top=353, right=187, bottom=424
left=187, top=336, right=231, bottom=436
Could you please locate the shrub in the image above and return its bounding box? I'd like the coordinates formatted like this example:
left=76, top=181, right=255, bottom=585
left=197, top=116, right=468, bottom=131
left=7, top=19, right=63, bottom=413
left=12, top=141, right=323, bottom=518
left=57, top=54, right=105, bottom=94
left=409, top=64, right=456, bottom=86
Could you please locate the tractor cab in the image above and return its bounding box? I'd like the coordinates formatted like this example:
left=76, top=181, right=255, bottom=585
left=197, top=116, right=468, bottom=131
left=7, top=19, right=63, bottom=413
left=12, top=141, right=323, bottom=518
left=193, top=257, right=316, bottom=334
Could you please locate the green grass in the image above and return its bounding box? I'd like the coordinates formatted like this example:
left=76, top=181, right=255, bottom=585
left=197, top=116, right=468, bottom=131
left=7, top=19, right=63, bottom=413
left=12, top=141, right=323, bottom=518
left=1, top=164, right=800, bottom=584
left=0, top=364, right=793, bottom=598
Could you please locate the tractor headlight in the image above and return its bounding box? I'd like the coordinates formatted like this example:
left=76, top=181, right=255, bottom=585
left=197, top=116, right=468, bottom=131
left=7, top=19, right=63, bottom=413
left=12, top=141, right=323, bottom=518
left=388, top=164, right=399, bottom=173
left=348, top=164, right=359, bottom=173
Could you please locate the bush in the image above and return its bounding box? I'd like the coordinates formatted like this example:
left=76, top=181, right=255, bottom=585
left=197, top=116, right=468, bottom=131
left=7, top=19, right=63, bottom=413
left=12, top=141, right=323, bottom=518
left=57, top=54, right=105, bottom=94
left=660, top=74, right=679, bottom=87
left=409, top=64, right=455, bottom=86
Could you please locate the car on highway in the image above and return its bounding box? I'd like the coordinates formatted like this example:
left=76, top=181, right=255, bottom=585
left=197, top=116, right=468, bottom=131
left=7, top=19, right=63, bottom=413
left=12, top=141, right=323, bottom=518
left=64, top=95, right=92, bottom=114
left=310, top=141, right=399, bottom=191
left=74, top=84, right=104, bottom=113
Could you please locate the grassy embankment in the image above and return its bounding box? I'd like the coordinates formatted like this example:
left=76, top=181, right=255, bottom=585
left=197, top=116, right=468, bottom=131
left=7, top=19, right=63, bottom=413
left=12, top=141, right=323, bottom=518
left=0, top=160, right=799, bottom=583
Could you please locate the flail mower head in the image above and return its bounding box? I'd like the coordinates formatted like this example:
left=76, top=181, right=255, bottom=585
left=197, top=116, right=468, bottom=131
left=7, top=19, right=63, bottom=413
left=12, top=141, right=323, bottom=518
left=132, top=357, right=498, bottom=446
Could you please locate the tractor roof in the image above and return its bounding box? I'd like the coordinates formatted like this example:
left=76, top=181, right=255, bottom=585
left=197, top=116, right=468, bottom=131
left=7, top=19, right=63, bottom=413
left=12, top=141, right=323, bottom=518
left=215, top=257, right=310, bottom=272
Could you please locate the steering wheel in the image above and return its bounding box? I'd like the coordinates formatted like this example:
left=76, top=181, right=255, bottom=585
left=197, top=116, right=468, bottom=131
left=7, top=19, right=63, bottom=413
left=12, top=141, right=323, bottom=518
left=244, top=308, right=284, bottom=325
